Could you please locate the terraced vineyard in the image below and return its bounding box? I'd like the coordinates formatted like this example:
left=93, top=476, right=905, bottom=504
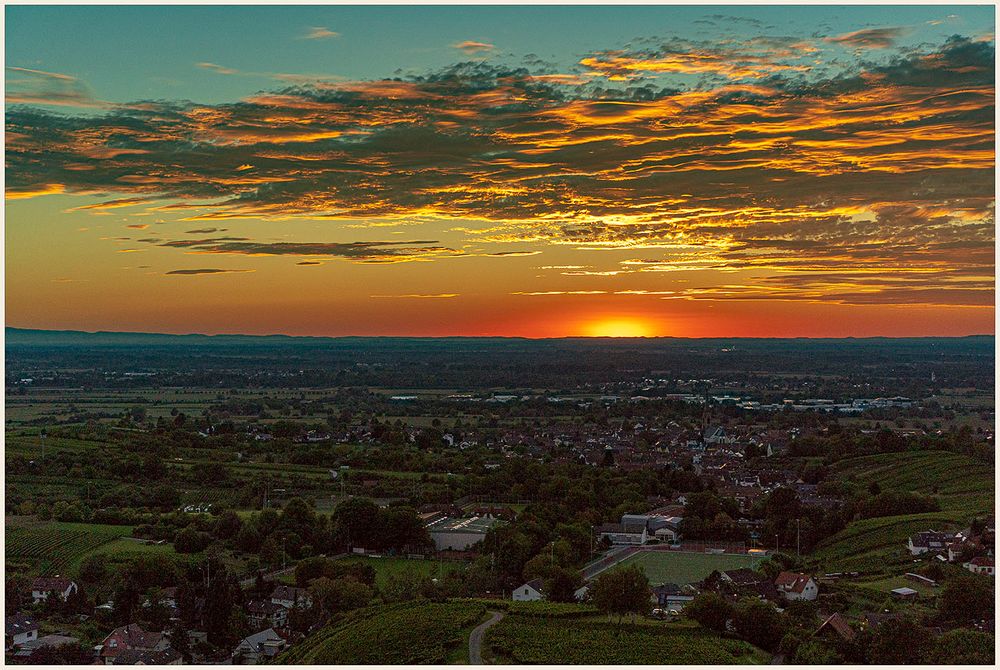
left=486, top=613, right=768, bottom=664
left=809, top=512, right=963, bottom=574
left=830, top=450, right=994, bottom=514
left=5, top=521, right=131, bottom=576
left=278, top=600, right=487, bottom=664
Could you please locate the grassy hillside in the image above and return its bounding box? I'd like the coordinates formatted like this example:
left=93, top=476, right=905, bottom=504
left=277, top=600, right=487, bottom=664
left=485, top=603, right=769, bottom=664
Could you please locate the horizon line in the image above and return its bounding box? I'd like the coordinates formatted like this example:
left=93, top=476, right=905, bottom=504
left=5, top=326, right=995, bottom=342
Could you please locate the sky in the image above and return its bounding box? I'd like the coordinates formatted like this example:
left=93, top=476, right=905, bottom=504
left=4, top=4, right=996, bottom=338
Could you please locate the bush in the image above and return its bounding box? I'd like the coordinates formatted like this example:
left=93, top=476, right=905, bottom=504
left=685, top=592, right=733, bottom=633
left=731, top=598, right=786, bottom=651
left=174, top=527, right=212, bottom=554
left=793, top=640, right=843, bottom=664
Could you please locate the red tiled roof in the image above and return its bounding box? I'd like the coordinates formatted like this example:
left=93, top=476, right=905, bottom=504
left=818, top=613, right=856, bottom=642
left=774, top=571, right=813, bottom=593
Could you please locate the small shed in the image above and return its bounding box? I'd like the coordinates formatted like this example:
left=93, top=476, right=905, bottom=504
left=891, top=587, right=919, bottom=600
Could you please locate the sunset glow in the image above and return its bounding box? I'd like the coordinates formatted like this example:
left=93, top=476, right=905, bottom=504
left=582, top=319, right=658, bottom=338
left=4, top=6, right=995, bottom=337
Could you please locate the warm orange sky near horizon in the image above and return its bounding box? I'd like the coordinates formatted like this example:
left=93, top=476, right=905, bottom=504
left=5, top=6, right=996, bottom=337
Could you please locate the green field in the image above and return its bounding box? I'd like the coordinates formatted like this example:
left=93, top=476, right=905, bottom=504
left=614, top=550, right=764, bottom=586
left=334, top=556, right=466, bottom=589
left=486, top=607, right=769, bottom=664
left=278, top=600, right=486, bottom=664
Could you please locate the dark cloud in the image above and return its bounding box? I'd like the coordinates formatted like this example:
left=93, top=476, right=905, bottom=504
left=158, top=238, right=459, bottom=263
left=164, top=268, right=255, bottom=275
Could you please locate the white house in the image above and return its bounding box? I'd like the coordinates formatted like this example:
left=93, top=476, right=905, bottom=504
left=964, top=556, right=995, bottom=576
left=5, top=613, right=38, bottom=649
left=232, top=628, right=286, bottom=664
left=270, top=584, right=312, bottom=610
left=907, top=531, right=957, bottom=556
left=774, top=571, right=818, bottom=601
left=513, top=579, right=545, bottom=602
left=30, top=577, right=78, bottom=603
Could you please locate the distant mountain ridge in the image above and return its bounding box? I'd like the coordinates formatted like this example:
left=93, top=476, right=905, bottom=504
left=5, top=326, right=994, bottom=346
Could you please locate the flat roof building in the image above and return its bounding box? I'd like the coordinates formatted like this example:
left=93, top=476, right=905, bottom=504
left=426, top=515, right=502, bottom=551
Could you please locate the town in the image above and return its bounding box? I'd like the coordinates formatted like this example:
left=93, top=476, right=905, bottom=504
left=4, top=332, right=995, bottom=664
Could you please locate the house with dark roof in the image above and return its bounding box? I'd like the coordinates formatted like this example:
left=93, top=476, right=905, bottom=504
left=513, top=579, right=545, bottom=602
left=231, top=628, right=286, bottom=664
left=650, top=583, right=696, bottom=610
left=774, top=571, right=818, bottom=601
left=270, top=584, right=313, bottom=610
left=5, top=613, right=38, bottom=649
left=247, top=599, right=288, bottom=629
left=99, top=624, right=168, bottom=664
left=30, top=577, right=78, bottom=603
left=111, top=646, right=182, bottom=665
left=907, top=531, right=958, bottom=556
left=720, top=568, right=761, bottom=588
left=860, top=611, right=903, bottom=632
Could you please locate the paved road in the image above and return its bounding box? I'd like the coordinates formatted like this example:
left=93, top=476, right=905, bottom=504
left=468, top=610, right=504, bottom=664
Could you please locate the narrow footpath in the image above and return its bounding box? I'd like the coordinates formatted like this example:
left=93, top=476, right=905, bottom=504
left=468, top=610, right=504, bottom=664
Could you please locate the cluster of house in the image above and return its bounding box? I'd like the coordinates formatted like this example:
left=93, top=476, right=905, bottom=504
left=6, top=581, right=313, bottom=665
left=907, top=519, right=995, bottom=576
left=703, top=568, right=820, bottom=603
left=512, top=565, right=820, bottom=611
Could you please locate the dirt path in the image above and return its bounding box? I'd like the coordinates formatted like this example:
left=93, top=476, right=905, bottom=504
left=468, top=610, right=504, bottom=664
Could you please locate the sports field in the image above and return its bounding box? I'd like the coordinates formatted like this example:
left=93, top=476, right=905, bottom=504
left=615, top=550, right=764, bottom=586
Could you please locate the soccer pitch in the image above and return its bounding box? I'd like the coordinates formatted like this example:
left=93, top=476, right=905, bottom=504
left=616, top=550, right=764, bottom=586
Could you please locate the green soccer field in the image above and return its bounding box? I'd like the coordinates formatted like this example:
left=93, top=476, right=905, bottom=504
left=614, top=551, right=764, bottom=587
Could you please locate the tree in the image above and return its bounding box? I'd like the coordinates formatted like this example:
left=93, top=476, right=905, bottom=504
left=174, top=527, right=212, bottom=553
left=147, top=484, right=180, bottom=511
left=213, top=510, right=243, bottom=540
left=866, top=617, right=929, bottom=664
left=590, top=565, right=651, bottom=631
left=940, top=574, right=994, bottom=622
left=925, top=629, right=994, bottom=664
left=685, top=592, right=733, bottom=632
left=544, top=567, right=582, bottom=603
left=332, top=497, right=379, bottom=548
left=732, top=598, right=786, bottom=651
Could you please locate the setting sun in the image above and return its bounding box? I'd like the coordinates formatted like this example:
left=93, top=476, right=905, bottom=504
left=582, top=318, right=656, bottom=338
